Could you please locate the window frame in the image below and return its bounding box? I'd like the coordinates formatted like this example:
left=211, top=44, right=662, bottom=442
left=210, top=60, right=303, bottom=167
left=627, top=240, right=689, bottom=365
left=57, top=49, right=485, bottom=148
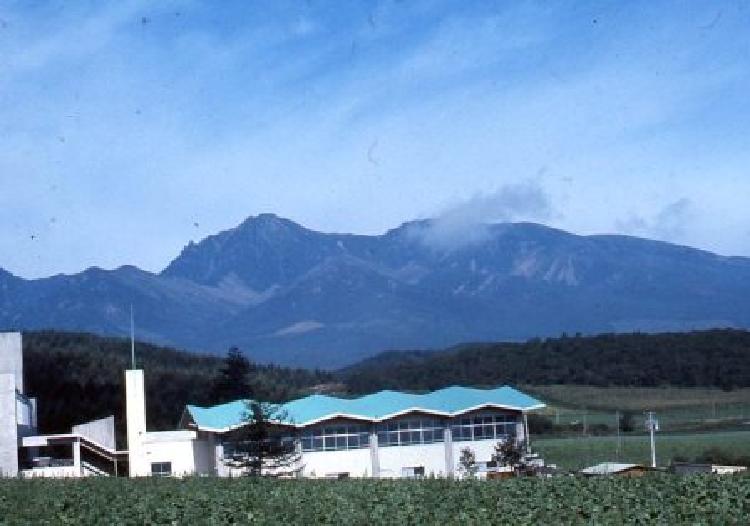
left=150, top=461, right=172, bottom=477
left=450, top=412, right=518, bottom=443
left=300, top=422, right=370, bottom=452
left=376, top=417, right=445, bottom=447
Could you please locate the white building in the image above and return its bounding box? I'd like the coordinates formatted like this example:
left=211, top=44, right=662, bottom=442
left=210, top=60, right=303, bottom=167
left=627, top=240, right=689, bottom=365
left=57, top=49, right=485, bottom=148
left=0, top=331, right=546, bottom=478
left=0, top=332, right=127, bottom=477
left=131, top=372, right=545, bottom=479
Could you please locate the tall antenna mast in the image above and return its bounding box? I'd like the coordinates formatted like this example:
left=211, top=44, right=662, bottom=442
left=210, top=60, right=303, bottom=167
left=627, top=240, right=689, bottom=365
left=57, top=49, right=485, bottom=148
left=130, top=304, right=136, bottom=369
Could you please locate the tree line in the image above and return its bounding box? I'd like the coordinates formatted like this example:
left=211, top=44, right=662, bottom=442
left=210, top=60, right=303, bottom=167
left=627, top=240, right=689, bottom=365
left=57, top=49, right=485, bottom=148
left=20, top=328, right=750, bottom=449
left=341, top=329, right=750, bottom=393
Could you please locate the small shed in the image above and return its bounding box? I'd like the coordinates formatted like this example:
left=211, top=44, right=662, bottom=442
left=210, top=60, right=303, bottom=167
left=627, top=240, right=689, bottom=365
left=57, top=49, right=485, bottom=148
left=580, top=463, right=651, bottom=477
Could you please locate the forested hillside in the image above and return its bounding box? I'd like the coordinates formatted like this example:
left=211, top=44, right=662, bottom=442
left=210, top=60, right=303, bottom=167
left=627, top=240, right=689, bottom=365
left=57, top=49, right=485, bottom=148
left=19, top=329, right=750, bottom=448
left=342, top=330, right=750, bottom=393
left=22, top=331, right=332, bottom=447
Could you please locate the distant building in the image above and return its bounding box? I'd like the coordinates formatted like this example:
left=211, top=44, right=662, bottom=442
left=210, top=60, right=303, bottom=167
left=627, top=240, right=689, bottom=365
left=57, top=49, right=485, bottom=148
left=0, top=332, right=126, bottom=477
left=671, top=463, right=748, bottom=476
left=580, top=463, right=652, bottom=477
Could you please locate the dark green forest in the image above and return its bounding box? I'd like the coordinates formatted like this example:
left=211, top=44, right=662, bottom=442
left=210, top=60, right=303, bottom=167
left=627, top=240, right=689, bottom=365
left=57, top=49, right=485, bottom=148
left=23, top=331, right=332, bottom=448
left=19, top=329, right=750, bottom=448
left=341, top=329, right=750, bottom=393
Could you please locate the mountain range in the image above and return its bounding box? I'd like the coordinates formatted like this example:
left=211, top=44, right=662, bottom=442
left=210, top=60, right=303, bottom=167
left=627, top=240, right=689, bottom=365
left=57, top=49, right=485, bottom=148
left=2, top=213, right=750, bottom=368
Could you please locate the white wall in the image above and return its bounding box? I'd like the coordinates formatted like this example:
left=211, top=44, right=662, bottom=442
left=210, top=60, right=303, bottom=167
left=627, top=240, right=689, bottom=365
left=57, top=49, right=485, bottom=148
left=142, top=431, right=198, bottom=477
left=302, top=448, right=372, bottom=478
left=378, top=442, right=447, bottom=478
left=73, top=415, right=116, bottom=450
left=125, top=370, right=148, bottom=476
left=192, top=434, right=215, bottom=476
left=0, top=332, right=23, bottom=394
left=0, top=373, right=18, bottom=476
left=451, top=439, right=497, bottom=474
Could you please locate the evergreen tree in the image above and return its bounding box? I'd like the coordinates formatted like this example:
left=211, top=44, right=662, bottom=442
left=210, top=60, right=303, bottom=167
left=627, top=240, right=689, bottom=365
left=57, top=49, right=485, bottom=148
left=210, top=347, right=255, bottom=403
left=222, top=401, right=302, bottom=477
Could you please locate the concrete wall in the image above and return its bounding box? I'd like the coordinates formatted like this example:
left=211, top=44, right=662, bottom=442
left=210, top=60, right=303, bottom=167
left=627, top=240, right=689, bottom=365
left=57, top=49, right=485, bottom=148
left=302, top=447, right=372, bottom=478
left=299, top=438, right=506, bottom=479
left=451, top=439, right=498, bottom=475
left=125, top=368, right=212, bottom=477
left=73, top=415, right=116, bottom=450
left=0, top=373, right=18, bottom=476
left=192, top=434, right=215, bottom=476
left=378, top=442, right=447, bottom=478
left=0, top=333, right=23, bottom=394
left=142, top=431, right=198, bottom=477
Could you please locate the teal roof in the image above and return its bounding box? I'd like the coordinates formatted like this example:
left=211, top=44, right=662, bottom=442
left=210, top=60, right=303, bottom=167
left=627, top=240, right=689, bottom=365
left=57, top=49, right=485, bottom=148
left=185, top=386, right=544, bottom=432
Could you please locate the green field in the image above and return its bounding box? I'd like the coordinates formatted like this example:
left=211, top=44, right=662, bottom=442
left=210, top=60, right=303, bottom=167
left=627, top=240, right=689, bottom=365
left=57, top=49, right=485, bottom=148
left=534, top=430, right=750, bottom=471
left=524, top=385, right=750, bottom=412
left=0, top=475, right=748, bottom=524
left=525, top=385, right=750, bottom=433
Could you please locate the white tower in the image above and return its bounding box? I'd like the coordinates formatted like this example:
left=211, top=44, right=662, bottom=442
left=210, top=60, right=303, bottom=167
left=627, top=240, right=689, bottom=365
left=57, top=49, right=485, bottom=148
left=125, top=369, right=148, bottom=476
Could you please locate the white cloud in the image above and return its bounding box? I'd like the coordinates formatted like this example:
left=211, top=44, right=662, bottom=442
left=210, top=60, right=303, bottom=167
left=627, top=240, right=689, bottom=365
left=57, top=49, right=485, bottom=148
left=616, top=198, right=697, bottom=242
left=408, top=180, right=556, bottom=250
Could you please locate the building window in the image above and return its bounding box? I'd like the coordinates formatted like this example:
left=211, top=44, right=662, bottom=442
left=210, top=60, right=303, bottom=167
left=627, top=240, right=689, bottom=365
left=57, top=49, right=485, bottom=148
left=450, top=414, right=517, bottom=442
left=300, top=424, right=370, bottom=452
left=401, top=466, right=425, bottom=479
left=376, top=418, right=445, bottom=447
left=151, top=462, right=172, bottom=477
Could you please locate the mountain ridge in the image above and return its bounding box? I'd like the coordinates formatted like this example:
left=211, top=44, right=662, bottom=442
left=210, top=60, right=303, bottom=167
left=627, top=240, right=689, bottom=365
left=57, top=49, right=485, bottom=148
left=2, top=214, right=750, bottom=368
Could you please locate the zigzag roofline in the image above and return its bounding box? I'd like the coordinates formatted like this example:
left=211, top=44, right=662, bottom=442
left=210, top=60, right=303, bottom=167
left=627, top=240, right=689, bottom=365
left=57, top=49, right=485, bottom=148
left=184, top=385, right=545, bottom=433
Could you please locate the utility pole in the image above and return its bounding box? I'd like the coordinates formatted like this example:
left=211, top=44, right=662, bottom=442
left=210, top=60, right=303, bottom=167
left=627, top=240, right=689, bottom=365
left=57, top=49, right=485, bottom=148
left=645, top=411, right=659, bottom=468
left=615, top=410, right=621, bottom=461
left=582, top=409, right=587, bottom=436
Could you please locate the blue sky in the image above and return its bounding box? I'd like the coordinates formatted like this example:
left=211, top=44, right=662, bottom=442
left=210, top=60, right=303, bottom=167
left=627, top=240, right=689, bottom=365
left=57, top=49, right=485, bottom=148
left=1, top=0, right=749, bottom=278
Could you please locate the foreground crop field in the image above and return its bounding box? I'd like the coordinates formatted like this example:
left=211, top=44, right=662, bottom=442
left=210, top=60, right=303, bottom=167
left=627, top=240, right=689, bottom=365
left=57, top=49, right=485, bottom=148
left=0, top=475, right=748, bottom=525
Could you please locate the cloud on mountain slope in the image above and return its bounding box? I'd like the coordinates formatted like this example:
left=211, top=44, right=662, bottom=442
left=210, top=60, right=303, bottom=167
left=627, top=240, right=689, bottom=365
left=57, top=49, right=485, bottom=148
left=410, top=180, right=555, bottom=250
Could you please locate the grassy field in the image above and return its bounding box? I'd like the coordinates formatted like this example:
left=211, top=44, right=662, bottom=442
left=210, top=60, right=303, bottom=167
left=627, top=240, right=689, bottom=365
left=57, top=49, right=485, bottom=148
left=524, top=385, right=750, bottom=412
left=523, top=385, right=750, bottom=432
left=519, top=385, right=750, bottom=470
left=1, top=475, right=748, bottom=524
left=533, top=430, right=750, bottom=471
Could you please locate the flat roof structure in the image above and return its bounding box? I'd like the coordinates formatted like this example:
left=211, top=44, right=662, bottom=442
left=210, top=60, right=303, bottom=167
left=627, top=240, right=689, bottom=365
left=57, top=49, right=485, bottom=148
left=184, top=385, right=545, bottom=432
left=580, top=463, right=651, bottom=476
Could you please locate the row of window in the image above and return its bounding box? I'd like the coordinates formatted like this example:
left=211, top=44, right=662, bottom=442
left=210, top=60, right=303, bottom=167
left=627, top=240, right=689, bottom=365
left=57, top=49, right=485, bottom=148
left=301, top=432, right=370, bottom=452
left=301, top=423, right=370, bottom=452
left=451, top=422, right=516, bottom=442
left=376, top=419, right=446, bottom=447
left=298, top=415, right=518, bottom=451
left=451, top=414, right=518, bottom=442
